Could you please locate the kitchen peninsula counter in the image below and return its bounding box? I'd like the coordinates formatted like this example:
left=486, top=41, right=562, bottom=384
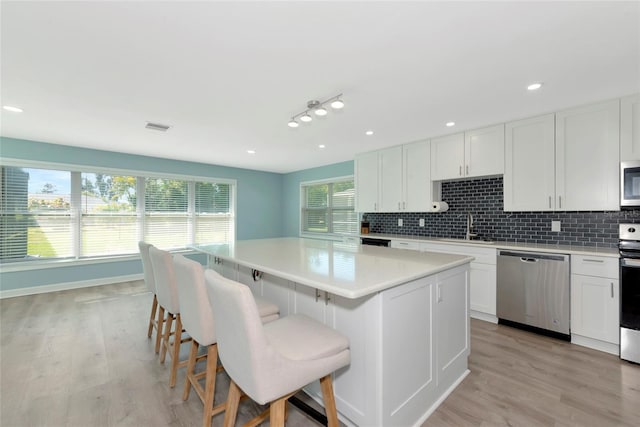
left=191, top=237, right=473, bottom=427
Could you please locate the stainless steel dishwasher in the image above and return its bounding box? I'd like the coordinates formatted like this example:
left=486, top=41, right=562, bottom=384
left=497, top=250, right=570, bottom=339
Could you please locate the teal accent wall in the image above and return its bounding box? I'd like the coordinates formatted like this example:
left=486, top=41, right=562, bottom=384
left=281, top=160, right=355, bottom=237
left=0, top=137, right=283, bottom=292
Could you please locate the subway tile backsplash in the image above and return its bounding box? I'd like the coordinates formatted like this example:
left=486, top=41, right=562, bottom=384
left=364, top=177, right=640, bottom=248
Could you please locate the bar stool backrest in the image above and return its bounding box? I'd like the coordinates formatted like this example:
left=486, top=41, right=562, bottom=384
left=138, top=241, right=156, bottom=294
left=149, top=246, right=180, bottom=314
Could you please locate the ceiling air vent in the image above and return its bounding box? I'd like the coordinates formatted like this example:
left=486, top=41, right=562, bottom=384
left=145, top=122, right=171, bottom=132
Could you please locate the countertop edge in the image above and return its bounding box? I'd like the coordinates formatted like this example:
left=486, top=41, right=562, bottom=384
left=360, top=233, right=620, bottom=258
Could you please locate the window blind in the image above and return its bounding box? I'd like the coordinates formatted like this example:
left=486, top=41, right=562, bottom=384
left=0, top=167, right=73, bottom=260
left=301, top=178, right=357, bottom=236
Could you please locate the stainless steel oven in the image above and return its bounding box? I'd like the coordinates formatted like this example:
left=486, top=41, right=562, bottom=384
left=619, top=224, right=640, bottom=363
left=621, top=160, right=640, bottom=208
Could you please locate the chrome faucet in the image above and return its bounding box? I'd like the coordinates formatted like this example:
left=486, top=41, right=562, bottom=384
left=466, top=212, right=477, bottom=240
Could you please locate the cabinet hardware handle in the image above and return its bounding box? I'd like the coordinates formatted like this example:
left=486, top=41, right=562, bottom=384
left=549, top=196, right=552, bottom=209
left=466, top=165, right=469, bottom=175
left=611, top=282, right=614, bottom=298
left=437, top=285, right=443, bottom=303
left=398, top=202, right=401, bottom=210
left=374, top=202, right=377, bottom=211
left=459, top=166, right=462, bottom=176
left=325, top=292, right=331, bottom=306
left=583, top=258, right=604, bottom=263
left=403, top=201, right=406, bottom=210
left=558, top=196, right=562, bottom=209
left=315, top=289, right=321, bottom=302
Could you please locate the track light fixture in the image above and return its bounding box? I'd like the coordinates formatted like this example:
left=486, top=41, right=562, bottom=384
left=287, top=93, right=344, bottom=128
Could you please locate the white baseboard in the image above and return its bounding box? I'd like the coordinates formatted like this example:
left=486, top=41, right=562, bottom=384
left=470, top=310, right=498, bottom=324
left=0, top=274, right=144, bottom=299
left=571, top=334, right=620, bottom=356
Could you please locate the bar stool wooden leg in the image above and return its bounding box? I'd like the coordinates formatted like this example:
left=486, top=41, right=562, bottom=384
left=155, top=305, right=165, bottom=353
left=269, top=398, right=287, bottom=427
left=202, top=344, right=218, bottom=427
left=169, top=314, right=182, bottom=387
left=148, top=294, right=158, bottom=338
left=223, top=380, right=242, bottom=427
left=320, top=374, right=339, bottom=427
left=183, top=340, right=199, bottom=400
left=160, top=313, right=174, bottom=364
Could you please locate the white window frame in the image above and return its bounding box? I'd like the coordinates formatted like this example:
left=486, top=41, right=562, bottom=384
left=299, top=175, right=356, bottom=241
left=0, top=158, right=236, bottom=269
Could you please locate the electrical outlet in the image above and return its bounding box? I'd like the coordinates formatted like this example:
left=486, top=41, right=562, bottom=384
left=398, top=218, right=403, bottom=227
left=551, top=220, right=561, bottom=232
left=419, top=218, right=425, bottom=227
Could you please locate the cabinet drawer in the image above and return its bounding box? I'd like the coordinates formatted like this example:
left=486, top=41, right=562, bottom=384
left=421, top=243, right=496, bottom=265
left=571, top=255, right=618, bottom=278
left=391, top=240, right=420, bottom=251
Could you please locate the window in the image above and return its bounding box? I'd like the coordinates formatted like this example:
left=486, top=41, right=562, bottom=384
left=301, top=177, right=357, bottom=237
left=0, top=164, right=235, bottom=263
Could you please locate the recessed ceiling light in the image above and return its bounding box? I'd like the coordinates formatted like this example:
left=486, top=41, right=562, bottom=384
left=247, top=150, right=256, bottom=154
left=527, top=82, right=543, bottom=91
left=446, top=121, right=455, bottom=127
left=3, top=105, right=23, bottom=113
left=365, top=130, right=374, bottom=136
left=318, top=144, right=326, bottom=149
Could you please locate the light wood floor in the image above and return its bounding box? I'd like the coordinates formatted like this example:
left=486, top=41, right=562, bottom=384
left=1, top=280, right=639, bottom=426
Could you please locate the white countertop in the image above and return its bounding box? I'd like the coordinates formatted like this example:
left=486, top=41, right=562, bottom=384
left=191, top=237, right=473, bottom=299
left=361, top=233, right=620, bottom=258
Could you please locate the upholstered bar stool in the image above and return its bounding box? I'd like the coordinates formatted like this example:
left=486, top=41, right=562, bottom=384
left=174, top=257, right=281, bottom=427
left=149, top=246, right=190, bottom=387
left=204, top=270, right=350, bottom=427
left=138, top=241, right=161, bottom=351
left=173, top=255, right=225, bottom=427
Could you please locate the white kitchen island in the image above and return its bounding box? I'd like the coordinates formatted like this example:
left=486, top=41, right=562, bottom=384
left=191, top=237, right=473, bottom=427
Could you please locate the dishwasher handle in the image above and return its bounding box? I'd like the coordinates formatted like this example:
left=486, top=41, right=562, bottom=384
left=498, top=250, right=568, bottom=262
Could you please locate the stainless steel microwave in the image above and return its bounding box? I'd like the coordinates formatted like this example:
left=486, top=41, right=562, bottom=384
left=621, top=160, right=640, bottom=207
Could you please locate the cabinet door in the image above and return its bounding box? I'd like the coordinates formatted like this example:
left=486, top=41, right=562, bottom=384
left=430, top=133, right=465, bottom=180
left=621, top=93, right=640, bottom=161
left=556, top=100, right=620, bottom=211
left=379, top=146, right=403, bottom=212
left=355, top=151, right=379, bottom=212
left=504, top=114, right=556, bottom=211
left=403, top=140, right=431, bottom=211
left=464, top=124, right=505, bottom=178
left=469, top=262, right=497, bottom=316
left=571, top=274, right=619, bottom=344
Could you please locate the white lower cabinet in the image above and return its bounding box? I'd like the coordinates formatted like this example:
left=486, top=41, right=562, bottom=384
left=419, top=242, right=497, bottom=323
left=570, top=255, right=620, bottom=355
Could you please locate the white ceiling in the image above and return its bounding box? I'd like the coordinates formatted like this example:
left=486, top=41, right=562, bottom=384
left=1, top=1, right=639, bottom=173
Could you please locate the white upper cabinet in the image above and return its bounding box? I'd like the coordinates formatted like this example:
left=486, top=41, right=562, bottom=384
left=556, top=99, right=620, bottom=211
left=504, top=114, right=556, bottom=211
left=430, top=133, right=465, bottom=180
left=430, top=125, right=504, bottom=181
left=621, top=93, right=640, bottom=161
left=403, top=140, right=432, bottom=212
left=355, top=150, right=379, bottom=212
left=379, top=146, right=403, bottom=212
left=465, top=124, right=505, bottom=177
left=355, top=140, right=432, bottom=212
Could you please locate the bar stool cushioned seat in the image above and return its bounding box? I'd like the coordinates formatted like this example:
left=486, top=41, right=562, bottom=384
left=204, top=270, right=350, bottom=427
